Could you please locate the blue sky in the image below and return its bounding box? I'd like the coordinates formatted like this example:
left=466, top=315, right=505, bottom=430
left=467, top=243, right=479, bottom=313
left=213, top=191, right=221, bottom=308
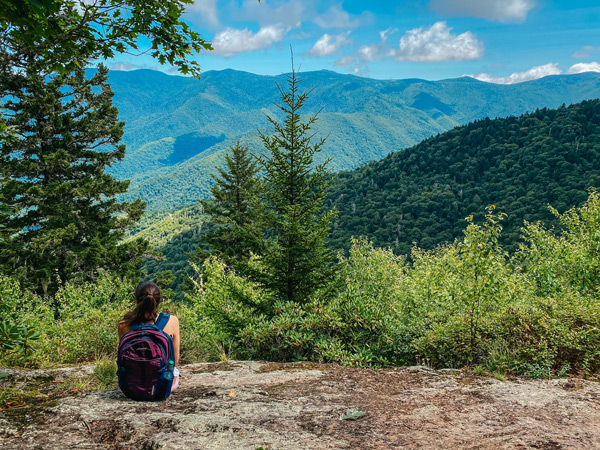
left=111, top=0, right=600, bottom=83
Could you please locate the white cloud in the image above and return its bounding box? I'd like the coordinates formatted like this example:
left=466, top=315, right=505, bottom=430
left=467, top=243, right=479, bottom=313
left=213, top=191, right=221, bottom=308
left=568, top=62, right=600, bottom=74
left=186, top=0, right=219, bottom=27
left=429, top=0, right=536, bottom=23
left=467, top=63, right=561, bottom=84
left=358, top=44, right=379, bottom=62
left=335, top=57, right=367, bottom=76
left=211, top=26, right=287, bottom=57
left=309, top=32, right=351, bottom=57
left=572, top=46, right=599, bottom=59
left=314, top=3, right=366, bottom=29
left=390, top=22, right=484, bottom=62
left=335, top=55, right=356, bottom=68
left=357, top=28, right=394, bottom=62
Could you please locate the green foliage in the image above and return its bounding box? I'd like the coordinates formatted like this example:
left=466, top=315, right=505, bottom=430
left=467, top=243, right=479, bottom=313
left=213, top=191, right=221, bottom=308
left=93, top=359, right=118, bottom=389
left=0, top=322, right=39, bottom=355
left=0, top=271, right=218, bottom=368
left=0, top=276, right=41, bottom=357
left=187, top=258, right=268, bottom=338
left=189, top=190, right=600, bottom=376
left=0, top=59, right=148, bottom=297
left=406, top=208, right=523, bottom=368
left=255, top=67, right=337, bottom=306
left=517, top=188, right=600, bottom=296
left=0, top=273, right=127, bottom=367
left=0, top=0, right=211, bottom=77
left=134, top=99, right=600, bottom=302
left=328, top=100, right=600, bottom=256
left=192, top=142, right=263, bottom=275
left=7, top=189, right=600, bottom=376
left=187, top=67, right=340, bottom=355
left=123, top=204, right=206, bottom=301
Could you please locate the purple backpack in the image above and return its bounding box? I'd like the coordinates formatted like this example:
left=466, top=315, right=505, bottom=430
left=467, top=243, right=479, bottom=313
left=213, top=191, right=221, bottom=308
left=117, top=313, right=175, bottom=401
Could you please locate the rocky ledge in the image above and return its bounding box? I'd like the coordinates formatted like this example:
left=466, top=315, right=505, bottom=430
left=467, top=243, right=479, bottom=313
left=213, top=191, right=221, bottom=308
left=1, top=361, right=599, bottom=449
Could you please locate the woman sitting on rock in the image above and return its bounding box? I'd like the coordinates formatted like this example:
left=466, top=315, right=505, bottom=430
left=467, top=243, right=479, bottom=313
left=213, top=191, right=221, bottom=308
left=118, top=281, right=181, bottom=392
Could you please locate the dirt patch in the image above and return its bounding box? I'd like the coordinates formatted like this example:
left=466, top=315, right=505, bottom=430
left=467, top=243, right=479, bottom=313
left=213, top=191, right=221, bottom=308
left=1, top=361, right=599, bottom=449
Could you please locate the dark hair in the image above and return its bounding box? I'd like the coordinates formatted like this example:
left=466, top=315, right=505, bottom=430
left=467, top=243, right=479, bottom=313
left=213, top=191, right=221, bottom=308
left=122, top=281, right=163, bottom=326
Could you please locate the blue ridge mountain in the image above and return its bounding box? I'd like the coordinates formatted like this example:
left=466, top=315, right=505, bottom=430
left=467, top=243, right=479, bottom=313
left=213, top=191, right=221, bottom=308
left=106, top=69, right=600, bottom=213
left=122, top=96, right=600, bottom=299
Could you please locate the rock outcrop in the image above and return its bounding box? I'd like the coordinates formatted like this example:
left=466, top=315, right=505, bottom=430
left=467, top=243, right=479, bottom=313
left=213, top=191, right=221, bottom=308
left=1, top=361, right=599, bottom=449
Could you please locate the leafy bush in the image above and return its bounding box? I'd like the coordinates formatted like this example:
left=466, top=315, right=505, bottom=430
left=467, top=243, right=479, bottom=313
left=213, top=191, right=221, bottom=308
left=1, top=271, right=217, bottom=367
left=5, top=191, right=600, bottom=378
left=0, top=276, right=42, bottom=357
left=517, top=188, right=600, bottom=296
left=188, top=190, right=600, bottom=376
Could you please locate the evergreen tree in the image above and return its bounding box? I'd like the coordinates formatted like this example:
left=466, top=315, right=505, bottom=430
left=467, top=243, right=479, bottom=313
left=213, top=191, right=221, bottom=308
left=193, top=142, right=262, bottom=273
left=257, top=67, right=337, bottom=305
left=0, top=57, right=148, bottom=297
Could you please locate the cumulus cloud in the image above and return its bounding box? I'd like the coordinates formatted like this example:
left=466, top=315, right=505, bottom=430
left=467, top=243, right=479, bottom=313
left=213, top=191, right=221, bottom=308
left=429, top=0, right=536, bottom=23
left=186, top=0, right=219, bottom=27
left=309, top=32, right=352, bottom=57
left=314, top=3, right=371, bottom=29
left=357, top=44, right=379, bottom=63
left=211, top=26, right=287, bottom=57
left=572, top=46, right=599, bottom=59
left=332, top=29, right=394, bottom=75
left=333, top=24, right=481, bottom=76
left=568, top=62, right=600, bottom=74
left=335, top=55, right=356, bottom=68
left=467, top=63, right=561, bottom=84
left=357, top=28, right=394, bottom=62
left=390, top=22, right=483, bottom=62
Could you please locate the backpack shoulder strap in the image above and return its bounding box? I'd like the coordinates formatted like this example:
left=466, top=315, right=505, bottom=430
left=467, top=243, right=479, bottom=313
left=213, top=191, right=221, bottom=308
left=155, top=313, right=170, bottom=331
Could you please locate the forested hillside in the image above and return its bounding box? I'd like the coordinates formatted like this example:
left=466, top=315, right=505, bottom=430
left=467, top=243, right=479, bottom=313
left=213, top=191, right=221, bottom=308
left=107, top=69, right=600, bottom=212
left=327, top=99, right=600, bottom=254
left=124, top=204, right=206, bottom=297
left=138, top=99, right=600, bottom=292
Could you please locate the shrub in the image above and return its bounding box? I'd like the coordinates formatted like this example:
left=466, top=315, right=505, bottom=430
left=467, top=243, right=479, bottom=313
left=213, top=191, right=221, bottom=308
left=0, top=275, right=47, bottom=361
left=0, top=272, right=215, bottom=367
left=5, top=191, right=600, bottom=378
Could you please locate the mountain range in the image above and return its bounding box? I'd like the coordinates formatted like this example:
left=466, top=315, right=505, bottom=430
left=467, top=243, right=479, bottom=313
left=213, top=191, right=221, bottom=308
left=107, top=69, right=600, bottom=213
left=123, top=96, right=600, bottom=297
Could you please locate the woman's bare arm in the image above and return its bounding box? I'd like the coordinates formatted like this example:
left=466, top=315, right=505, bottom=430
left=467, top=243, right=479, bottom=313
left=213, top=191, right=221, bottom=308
left=118, top=321, right=129, bottom=340
left=171, top=315, right=180, bottom=366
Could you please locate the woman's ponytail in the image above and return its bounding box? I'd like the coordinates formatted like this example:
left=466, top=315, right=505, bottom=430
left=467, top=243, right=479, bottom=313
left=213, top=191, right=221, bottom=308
left=122, top=281, right=163, bottom=326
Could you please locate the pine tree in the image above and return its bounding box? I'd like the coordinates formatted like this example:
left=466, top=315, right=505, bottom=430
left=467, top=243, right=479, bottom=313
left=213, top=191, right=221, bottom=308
left=257, top=66, right=337, bottom=305
left=193, top=142, right=262, bottom=273
left=0, top=57, right=148, bottom=297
